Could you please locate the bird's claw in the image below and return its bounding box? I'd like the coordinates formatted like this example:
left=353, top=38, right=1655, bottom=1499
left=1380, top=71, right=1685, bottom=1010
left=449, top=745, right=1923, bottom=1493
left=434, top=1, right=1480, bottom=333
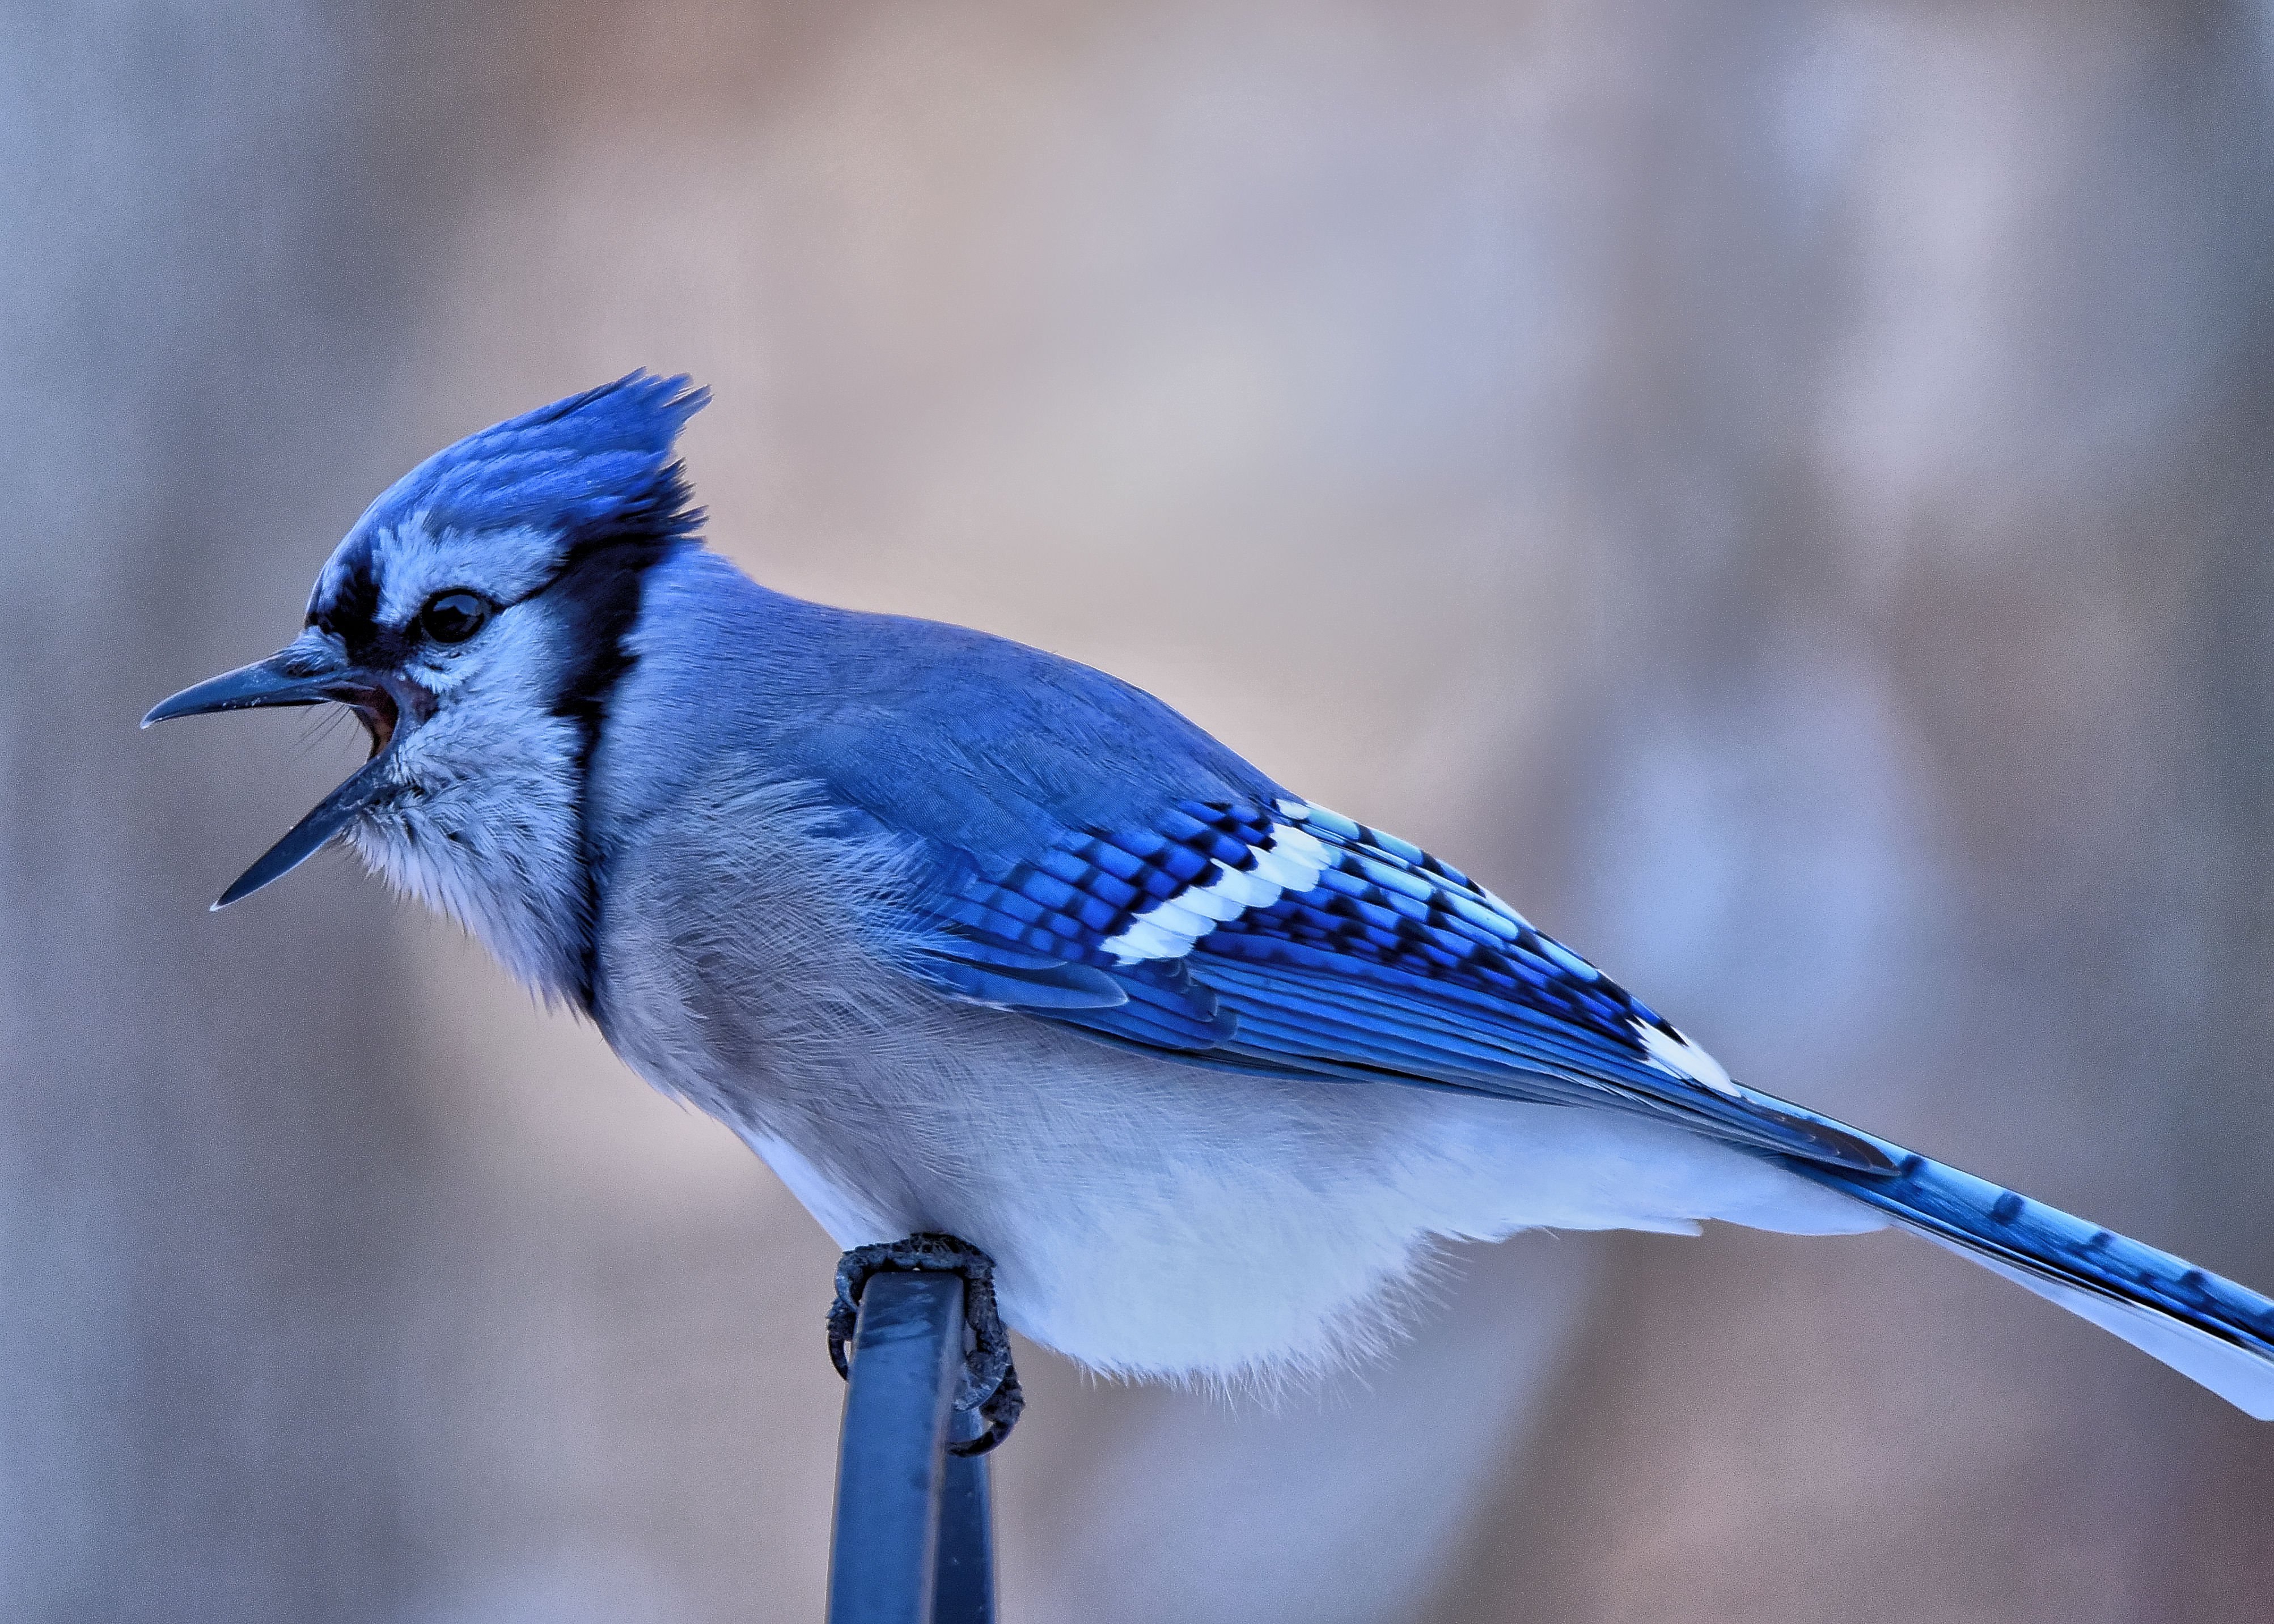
left=829, top=1232, right=1024, bottom=1455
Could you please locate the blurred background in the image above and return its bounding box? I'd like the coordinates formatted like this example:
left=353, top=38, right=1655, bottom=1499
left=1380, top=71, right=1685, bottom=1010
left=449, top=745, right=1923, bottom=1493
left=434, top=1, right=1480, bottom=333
left=6, top=1, right=2274, bottom=1618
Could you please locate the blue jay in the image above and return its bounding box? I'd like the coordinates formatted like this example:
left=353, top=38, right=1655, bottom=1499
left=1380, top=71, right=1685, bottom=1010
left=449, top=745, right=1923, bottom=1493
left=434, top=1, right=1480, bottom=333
left=148, top=373, right=2274, bottom=1445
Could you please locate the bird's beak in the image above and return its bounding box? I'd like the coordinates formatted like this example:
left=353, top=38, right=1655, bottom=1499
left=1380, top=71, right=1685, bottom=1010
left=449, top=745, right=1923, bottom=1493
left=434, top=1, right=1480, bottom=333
left=144, top=638, right=405, bottom=909
left=142, top=642, right=347, bottom=725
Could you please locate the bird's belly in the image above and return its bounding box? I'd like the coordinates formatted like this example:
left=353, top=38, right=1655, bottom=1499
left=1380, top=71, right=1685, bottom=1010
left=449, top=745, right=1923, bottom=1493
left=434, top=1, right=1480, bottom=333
left=634, top=990, right=1877, bottom=1383
left=589, top=821, right=1870, bottom=1381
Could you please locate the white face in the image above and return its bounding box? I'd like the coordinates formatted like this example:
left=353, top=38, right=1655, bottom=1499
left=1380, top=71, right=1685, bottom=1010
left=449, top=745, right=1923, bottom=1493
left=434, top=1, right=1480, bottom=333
left=348, top=596, right=591, bottom=1000
left=308, top=519, right=617, bottom=1003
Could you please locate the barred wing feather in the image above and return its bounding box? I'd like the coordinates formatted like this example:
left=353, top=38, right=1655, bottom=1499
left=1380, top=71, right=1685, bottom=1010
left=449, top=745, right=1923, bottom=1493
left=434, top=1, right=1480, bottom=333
left=908, top=794, right=2274, bottom=1418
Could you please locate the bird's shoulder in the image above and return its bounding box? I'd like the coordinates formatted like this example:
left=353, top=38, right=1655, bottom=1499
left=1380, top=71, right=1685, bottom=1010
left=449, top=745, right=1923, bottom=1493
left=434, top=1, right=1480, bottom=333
left=611, top=553, right=1281, bottom=854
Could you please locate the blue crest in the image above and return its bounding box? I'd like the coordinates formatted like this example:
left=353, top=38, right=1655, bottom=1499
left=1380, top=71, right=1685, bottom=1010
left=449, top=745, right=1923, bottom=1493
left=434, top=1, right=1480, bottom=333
left=354, top=371, right=710, bottom=545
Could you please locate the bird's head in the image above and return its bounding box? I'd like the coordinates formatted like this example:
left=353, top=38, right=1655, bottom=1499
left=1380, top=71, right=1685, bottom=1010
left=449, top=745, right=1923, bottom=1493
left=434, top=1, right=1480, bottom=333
left=146, top=371, right=709, bottom=991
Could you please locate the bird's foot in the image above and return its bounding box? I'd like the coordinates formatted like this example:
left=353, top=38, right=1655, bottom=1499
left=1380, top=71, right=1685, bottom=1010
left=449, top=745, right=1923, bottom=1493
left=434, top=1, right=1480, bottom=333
left=829, top=1232, right=1024, bottom=1455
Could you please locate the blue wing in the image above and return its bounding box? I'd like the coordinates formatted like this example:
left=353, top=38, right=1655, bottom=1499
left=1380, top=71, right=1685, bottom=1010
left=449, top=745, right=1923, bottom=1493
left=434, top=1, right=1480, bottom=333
left=905, top=792, right=1894, bottom=1175
left=894, top=790, right=2274, bottom=1411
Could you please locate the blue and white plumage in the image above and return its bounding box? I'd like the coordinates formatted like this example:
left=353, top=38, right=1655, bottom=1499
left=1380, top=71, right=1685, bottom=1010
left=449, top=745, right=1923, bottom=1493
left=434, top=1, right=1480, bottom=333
left=147, top=374, right=2274, bottom=1414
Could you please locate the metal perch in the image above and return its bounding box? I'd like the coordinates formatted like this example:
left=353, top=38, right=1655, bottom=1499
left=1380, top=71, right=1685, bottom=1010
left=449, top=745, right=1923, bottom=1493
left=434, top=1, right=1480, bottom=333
left=826, top=1271, right=998, bottom=1624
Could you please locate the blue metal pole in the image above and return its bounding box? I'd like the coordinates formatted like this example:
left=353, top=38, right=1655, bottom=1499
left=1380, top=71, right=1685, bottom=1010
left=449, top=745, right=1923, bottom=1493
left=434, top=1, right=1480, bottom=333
left=825, top=1271, right=965, bottom=1624
left=930, top=1422, right=996, bottom=1623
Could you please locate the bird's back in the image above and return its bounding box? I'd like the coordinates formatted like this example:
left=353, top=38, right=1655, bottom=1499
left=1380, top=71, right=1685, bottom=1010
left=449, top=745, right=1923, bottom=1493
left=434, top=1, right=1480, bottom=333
left=587, top=549, right=1278, bottom=866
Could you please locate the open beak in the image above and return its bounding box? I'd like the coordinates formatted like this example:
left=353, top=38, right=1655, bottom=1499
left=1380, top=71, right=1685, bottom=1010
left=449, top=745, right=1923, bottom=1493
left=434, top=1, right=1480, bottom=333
left=144, top=637, right=405, bottom=909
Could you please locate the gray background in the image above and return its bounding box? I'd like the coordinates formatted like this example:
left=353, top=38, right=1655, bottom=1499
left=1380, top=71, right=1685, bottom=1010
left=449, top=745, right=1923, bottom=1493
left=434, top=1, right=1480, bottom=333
left=5, top=1, right=2271, bottom=1619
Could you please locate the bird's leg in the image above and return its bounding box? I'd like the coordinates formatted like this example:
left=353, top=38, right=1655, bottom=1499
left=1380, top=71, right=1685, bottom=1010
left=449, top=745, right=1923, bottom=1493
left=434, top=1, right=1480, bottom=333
left=828, top=1232, right=1025, bottom=1455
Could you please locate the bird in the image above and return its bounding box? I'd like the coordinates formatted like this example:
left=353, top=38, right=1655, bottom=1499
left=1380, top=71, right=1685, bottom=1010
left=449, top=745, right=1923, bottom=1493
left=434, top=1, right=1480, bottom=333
left=146, top=371, right=2274, bottom=1442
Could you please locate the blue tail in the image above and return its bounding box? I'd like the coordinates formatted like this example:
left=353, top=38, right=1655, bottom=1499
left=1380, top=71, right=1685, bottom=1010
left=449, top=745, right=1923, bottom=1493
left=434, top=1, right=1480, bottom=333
left=1789, top=1142, right=2274, bottom=1418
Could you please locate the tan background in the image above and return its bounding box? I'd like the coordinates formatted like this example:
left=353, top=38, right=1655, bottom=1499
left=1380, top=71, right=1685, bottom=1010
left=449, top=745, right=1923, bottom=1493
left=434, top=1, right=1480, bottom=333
left=6, top=1, right=2272, bottom=1619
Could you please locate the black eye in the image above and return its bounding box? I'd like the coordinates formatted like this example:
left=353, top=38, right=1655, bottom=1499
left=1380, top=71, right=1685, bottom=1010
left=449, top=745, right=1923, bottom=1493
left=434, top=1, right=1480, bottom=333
left=418, top=591, right=493, bottom=645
